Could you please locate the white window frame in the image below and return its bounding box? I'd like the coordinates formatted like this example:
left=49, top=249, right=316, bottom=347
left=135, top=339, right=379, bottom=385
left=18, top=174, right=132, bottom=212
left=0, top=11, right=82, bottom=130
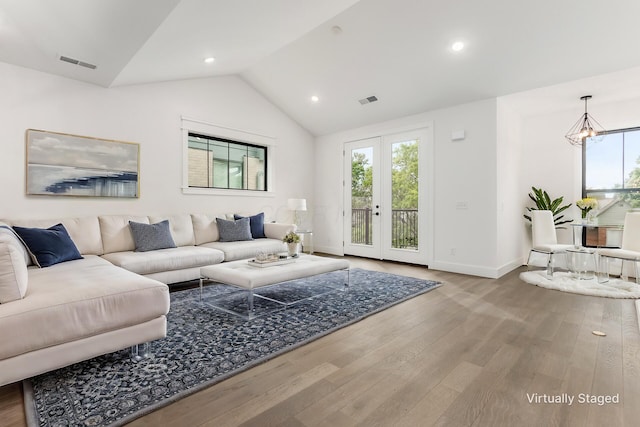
left=181, top=116, right=276, bottom=197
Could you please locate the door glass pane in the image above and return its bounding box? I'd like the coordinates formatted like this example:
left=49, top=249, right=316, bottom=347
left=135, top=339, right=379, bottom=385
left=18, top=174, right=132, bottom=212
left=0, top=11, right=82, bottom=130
left=391, top=140, right=418, bottom=250
left=351, top=147, right=373, bottom=246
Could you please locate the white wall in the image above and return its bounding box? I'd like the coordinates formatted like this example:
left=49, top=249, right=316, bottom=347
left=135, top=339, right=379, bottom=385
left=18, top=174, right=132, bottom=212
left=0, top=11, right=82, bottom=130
left=496, top=99, right=525, bottom=276
left=315, top=98, right=504, bottom=278
left=0, top=62, right=314, bottom=222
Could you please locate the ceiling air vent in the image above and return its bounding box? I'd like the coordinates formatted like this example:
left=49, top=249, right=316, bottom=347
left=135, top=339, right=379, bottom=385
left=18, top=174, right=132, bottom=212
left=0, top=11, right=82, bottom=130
left=358, top=95, right=378, bottom=105
left=59, top=55, right=97, bottom=70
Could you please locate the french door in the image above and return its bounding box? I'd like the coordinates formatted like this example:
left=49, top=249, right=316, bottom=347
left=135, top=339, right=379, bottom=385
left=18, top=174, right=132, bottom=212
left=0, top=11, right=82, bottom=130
left=343, top=129, right=431, bottom=265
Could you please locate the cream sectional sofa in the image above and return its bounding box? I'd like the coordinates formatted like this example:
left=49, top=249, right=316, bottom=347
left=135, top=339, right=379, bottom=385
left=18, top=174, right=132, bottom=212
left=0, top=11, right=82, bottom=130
left=0, top=213, right=294, bottom=386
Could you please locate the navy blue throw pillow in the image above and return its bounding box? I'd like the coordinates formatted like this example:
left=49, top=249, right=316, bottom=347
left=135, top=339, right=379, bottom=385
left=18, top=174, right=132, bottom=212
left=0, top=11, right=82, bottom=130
left=12, top=223, right=83, bottom=268
left=234, top=212, right=266, bottom=238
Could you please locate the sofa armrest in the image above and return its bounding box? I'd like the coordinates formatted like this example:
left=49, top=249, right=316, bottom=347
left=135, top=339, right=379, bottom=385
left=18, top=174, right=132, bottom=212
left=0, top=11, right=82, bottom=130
left=264, top=223, right=296, bottom=240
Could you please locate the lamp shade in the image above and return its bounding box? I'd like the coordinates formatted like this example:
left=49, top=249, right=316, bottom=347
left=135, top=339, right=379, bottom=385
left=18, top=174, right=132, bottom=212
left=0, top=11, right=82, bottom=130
left=287, top=198, right=307, bottom=211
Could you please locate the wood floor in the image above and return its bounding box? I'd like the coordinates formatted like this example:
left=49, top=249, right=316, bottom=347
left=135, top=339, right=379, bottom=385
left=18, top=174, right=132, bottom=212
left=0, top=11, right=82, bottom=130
left=2, top=257, right=639, bottom=426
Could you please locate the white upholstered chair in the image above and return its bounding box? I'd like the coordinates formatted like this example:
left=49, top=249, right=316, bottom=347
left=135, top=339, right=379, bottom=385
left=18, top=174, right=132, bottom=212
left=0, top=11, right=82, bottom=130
left=527, top=210, right=573, bottom=277
left=597, top=212, right=640, bottom=283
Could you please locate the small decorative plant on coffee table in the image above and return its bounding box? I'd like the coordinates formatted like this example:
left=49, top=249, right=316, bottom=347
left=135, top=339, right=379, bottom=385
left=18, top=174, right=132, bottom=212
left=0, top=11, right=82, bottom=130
left=283, top=232, right=301, bottom=257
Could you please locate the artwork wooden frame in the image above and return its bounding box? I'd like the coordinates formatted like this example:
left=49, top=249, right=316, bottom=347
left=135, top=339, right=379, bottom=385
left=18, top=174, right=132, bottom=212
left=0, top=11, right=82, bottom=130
left=26, top=129, right=140, bottom=198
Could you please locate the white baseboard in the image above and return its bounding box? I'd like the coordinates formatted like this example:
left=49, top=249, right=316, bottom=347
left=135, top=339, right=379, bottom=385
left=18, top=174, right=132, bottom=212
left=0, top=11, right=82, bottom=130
left=313, top=245, right=343, bottom=256
left=312, top=250, right=521, bottom=279
left=497, top=258, right=524, bottom=277
left=429, top=260, right=501, bottom=279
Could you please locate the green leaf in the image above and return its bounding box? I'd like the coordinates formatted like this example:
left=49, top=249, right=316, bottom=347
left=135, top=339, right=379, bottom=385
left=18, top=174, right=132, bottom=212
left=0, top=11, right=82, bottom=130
left=524, top=186, right=573, bottom=227
left=542, top=191, right=552, bottom=209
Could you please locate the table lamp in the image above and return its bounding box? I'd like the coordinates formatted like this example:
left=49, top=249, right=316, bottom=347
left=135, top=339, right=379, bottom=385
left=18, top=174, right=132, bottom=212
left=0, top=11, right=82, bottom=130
left=287, top=198, right=307, bottom=226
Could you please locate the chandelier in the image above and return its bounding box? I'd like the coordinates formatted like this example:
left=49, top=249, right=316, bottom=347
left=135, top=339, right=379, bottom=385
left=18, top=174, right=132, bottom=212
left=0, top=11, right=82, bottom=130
left=565, top=95, right=605, bottom=146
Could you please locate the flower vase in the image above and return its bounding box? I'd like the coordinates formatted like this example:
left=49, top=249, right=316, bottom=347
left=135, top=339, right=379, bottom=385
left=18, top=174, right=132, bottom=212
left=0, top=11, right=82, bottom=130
left=287, top=242, right=299, bottom=257
left=581, top=210, right=590, bottom=224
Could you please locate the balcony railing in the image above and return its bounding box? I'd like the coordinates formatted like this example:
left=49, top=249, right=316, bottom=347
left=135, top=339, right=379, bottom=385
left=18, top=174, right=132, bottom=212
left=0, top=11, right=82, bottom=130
left=351, top=208, right=418, bottom=249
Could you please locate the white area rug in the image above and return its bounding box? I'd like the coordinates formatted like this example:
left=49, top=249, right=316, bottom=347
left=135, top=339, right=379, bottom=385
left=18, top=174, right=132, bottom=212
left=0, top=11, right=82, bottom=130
left=520, top=270, right=640, bottom=299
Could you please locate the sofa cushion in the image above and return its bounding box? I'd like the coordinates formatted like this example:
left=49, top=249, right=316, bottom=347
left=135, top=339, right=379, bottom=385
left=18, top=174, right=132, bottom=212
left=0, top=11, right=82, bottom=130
left=0, top=224, right=31, bottom=266
left=149, top=214, right=195, bottom=247
left=0, top=255, right=169, bottom=361
left=264, top=222, right=297, bottom=240
left=5, top=217, right=103, bottom=257
left=0, top=231, right=28, bottom=303
left=191, top=214, right=220, bottom=245
left=101, top=246, right=224, bottom=276
left=99, top=215, right=149, bottom=254
left=201, top=238, right=287, bottom=262
left=12, top=224, right=83, bottom=268
left=129, top=220, right=177, bottom=252
left=234, top=212, right=266, bottom=239
left=217, top=217, right=253, bottom=242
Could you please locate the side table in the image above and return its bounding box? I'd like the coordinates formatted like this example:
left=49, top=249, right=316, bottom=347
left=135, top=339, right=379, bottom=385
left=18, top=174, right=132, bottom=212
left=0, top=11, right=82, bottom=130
left=296, top=230, right=314, bottom=254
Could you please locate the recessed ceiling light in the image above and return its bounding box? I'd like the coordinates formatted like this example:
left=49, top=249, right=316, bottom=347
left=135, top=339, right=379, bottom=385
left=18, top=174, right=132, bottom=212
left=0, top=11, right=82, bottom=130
left=451, top=41, right=464, bottom=52
left=204, top=57, right=215, bottom=64
left=311, top=95, right=319, bottom=103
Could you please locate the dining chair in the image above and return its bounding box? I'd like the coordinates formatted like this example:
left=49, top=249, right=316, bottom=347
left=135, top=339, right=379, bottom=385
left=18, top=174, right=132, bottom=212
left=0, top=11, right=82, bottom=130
left=527, top=210, right=573, bottom=278
left=597, top=211, right=640, bottom=283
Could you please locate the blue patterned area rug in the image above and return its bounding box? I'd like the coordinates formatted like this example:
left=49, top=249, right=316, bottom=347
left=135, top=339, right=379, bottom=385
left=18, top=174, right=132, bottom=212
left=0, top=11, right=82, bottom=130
left=23, top=268, right=441, bottom=427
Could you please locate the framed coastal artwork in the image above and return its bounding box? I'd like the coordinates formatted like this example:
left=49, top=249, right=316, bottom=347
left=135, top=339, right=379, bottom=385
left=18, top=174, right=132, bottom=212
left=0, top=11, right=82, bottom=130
left=26, top=129, right=140, bottom=198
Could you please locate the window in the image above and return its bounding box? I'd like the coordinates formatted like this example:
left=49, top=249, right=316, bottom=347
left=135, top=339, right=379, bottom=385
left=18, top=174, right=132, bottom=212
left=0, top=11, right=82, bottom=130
left=187, top=133, right=266, bottom=191
left=583, top=127, right=640, bottom=223
left=181, top=117, right=274, bottom=195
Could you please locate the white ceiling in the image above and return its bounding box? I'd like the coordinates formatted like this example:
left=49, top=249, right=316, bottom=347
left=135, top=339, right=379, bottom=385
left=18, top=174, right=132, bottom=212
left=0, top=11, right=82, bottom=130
left=2, top=0, right=640, bottom=135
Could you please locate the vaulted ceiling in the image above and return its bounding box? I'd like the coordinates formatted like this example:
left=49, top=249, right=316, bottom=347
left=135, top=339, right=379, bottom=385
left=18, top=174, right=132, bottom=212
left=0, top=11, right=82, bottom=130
left=2, top=0, right=640, bottom=135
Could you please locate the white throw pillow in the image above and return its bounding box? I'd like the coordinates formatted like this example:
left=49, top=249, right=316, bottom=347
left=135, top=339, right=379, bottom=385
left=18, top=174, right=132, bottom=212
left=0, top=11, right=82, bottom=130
left=0, top=233, right=28, bottom=303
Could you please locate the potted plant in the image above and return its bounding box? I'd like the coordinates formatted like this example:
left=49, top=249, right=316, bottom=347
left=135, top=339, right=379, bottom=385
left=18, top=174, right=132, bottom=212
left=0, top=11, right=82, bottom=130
left=282, top=232, right=301, bottom=257
left=523, top=186, right=573, bottom=228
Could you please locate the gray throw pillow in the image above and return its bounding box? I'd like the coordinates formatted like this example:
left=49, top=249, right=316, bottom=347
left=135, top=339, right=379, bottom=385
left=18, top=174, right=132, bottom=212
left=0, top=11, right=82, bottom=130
left=217, top=217, right=253, bottom=242
left=129, top=220, right=177, bottom=252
